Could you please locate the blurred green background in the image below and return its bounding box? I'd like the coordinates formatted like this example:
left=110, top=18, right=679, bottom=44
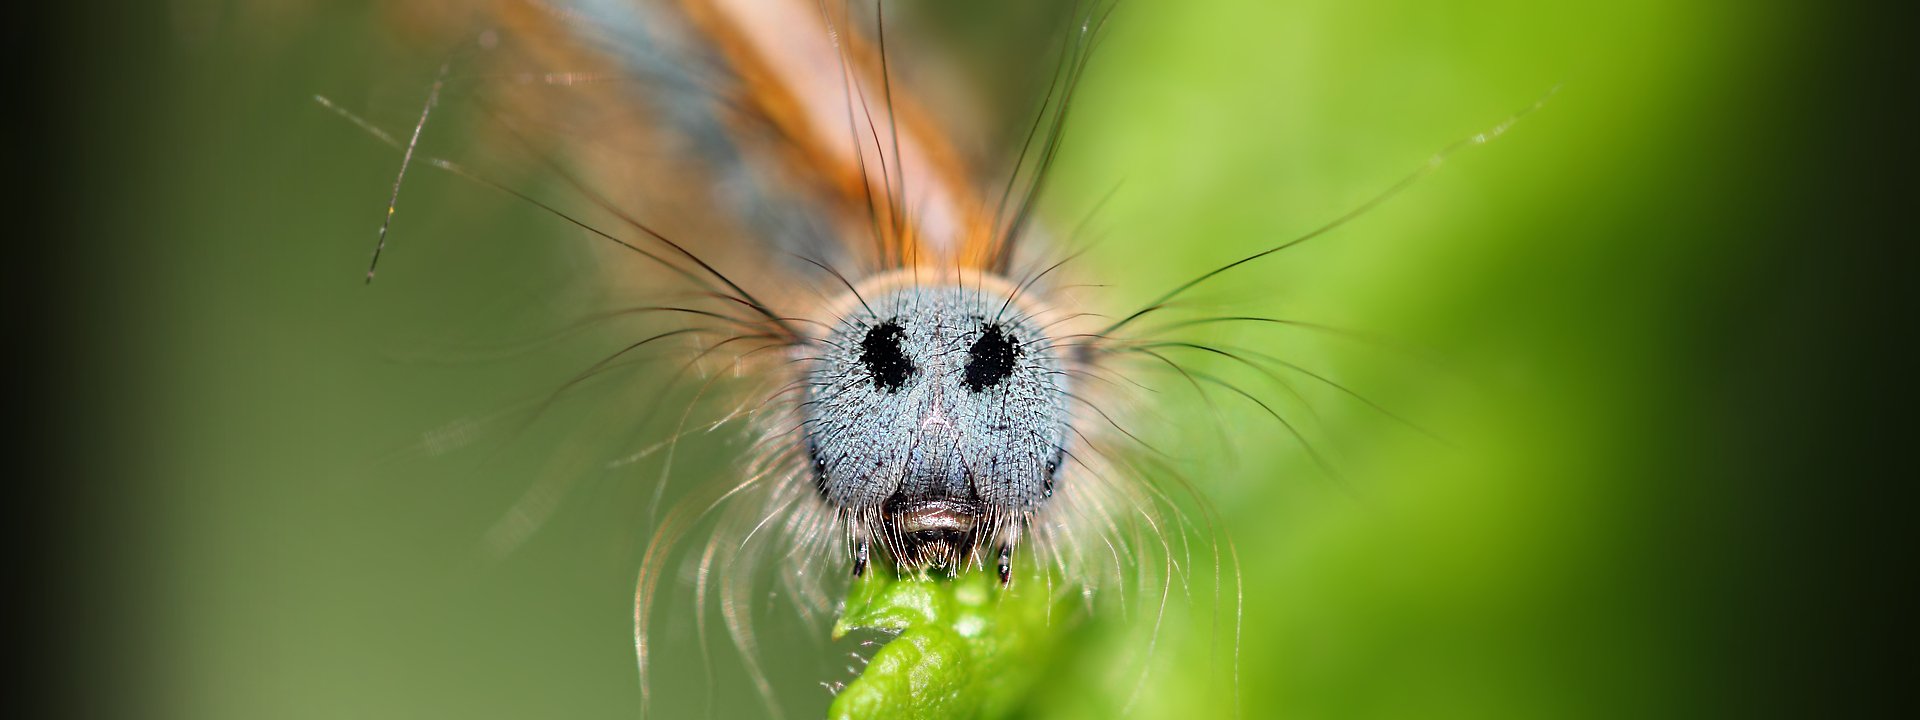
left=38, top=0, right=1898, bottom=718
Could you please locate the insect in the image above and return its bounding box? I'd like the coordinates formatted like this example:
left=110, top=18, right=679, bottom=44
left=324, top=0, right=1547, bottom=714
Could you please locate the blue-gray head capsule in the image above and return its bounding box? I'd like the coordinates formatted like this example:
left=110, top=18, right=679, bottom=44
left=802, top=279, right=1070, bottom=576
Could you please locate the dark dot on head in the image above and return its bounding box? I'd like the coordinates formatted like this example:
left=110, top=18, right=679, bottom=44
left=963, top=323, right=1021, bottom=392
left=859, top=319, right=914, bottom=392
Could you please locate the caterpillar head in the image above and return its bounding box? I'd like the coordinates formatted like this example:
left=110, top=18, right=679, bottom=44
left=801, top=276, right=1070, bottom=581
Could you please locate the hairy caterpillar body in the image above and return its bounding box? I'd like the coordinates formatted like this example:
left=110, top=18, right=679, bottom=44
left=328, top=0, right=1544, bottom=714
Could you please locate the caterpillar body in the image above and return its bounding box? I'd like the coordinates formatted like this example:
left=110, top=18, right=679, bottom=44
left=327, top=0, right=1544, bottom=715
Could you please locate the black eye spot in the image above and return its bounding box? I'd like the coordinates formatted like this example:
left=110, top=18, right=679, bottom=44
left=963, top=323, right=1021, bottom=392
left=859, top=319, right=914, bottom=392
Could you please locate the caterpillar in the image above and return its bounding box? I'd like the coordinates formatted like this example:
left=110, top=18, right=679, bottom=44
left=323, top=0, right=1546, bottom=716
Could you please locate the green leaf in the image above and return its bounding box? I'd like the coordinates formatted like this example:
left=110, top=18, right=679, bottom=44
left=829, top=565, right=1072, bottom=720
